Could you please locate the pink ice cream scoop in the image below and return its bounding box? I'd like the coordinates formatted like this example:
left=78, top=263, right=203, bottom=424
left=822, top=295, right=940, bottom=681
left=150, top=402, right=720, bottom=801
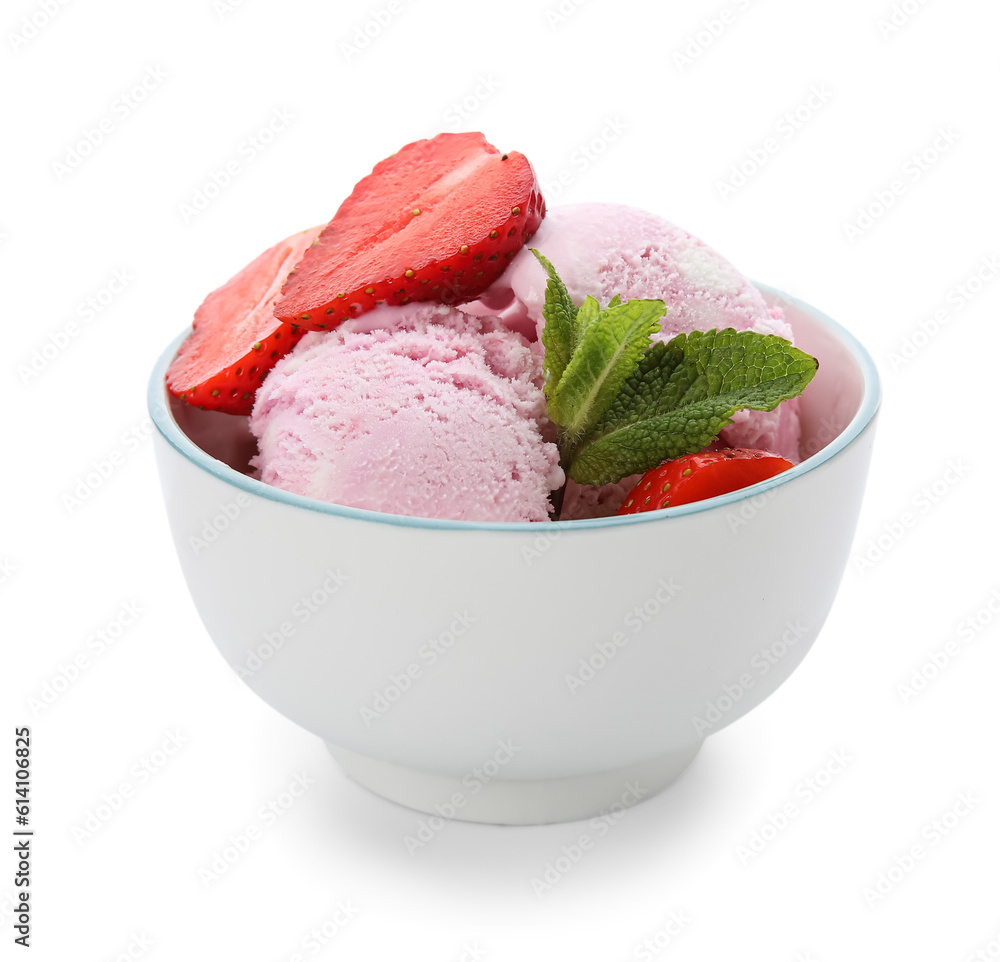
left=249, top=303, right=563, bottom=522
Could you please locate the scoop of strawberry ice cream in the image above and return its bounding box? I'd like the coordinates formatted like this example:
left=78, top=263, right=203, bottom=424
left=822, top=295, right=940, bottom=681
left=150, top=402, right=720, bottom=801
left=461, top=203, right=802, bottom=472
left=249, top=303, right=563, bottom=522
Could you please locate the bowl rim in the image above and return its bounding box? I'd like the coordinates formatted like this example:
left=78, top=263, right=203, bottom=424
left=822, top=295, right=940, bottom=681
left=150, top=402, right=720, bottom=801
left=148, top=283, right=881, bottom=532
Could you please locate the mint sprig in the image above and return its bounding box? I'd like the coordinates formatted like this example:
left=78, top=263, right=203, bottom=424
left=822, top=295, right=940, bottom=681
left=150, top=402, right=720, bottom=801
left=532, top=251, right=819, bottom=508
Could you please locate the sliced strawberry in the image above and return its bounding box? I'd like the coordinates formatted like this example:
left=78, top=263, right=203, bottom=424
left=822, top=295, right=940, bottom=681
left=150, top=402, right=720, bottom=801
left=275, top=132, right=544, bottom=330
left=617, top=449, right=794, bottom=515
left=167, top=226, right=322, bottom=415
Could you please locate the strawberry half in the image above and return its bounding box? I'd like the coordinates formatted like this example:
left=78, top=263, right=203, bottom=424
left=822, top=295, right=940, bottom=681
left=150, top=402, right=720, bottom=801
left=275, top=132, right=544, bottom=330
left=617, top=449, right=795, bottom=515
left=166, top=226, right=322, bottom=415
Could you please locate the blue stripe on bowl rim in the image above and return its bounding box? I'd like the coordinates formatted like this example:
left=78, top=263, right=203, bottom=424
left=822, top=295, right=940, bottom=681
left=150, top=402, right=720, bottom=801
left=148, top=283, right=881, bottom=532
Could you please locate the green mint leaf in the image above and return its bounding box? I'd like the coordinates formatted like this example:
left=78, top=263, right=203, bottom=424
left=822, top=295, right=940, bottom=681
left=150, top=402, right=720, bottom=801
left=548, top=297, right=667, bottom=440
left=574, top=295, right=600, bottom=346
left=607, top=294, right=622, bottom=308
left=566, top=328, right=818, bottom=485
left=532, top=249, right=576, bottom=399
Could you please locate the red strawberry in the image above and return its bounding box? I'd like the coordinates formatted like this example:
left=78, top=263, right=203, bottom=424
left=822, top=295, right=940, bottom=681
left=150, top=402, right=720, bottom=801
left=166, top=226, right=322, bottom=415
left=275, top=132, right=544, bottom=330
left=617, top=449, right=794, bottom=515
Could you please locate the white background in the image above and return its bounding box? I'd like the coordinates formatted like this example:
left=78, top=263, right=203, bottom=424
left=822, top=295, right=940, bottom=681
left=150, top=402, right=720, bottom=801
left=3, top=0, right=999, bottom=959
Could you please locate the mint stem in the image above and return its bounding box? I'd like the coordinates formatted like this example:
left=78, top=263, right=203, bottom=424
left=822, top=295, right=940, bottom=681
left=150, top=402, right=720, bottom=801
left=552, top=428, right=576, bottom=519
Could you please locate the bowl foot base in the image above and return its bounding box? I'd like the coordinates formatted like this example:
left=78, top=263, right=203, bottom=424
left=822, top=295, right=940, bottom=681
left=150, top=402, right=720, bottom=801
left=325, top=741, right=703, bottom=825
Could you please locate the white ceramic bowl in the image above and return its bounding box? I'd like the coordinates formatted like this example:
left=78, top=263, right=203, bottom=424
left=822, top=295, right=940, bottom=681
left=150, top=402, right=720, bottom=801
left=148, top=286, right=880, bottom=824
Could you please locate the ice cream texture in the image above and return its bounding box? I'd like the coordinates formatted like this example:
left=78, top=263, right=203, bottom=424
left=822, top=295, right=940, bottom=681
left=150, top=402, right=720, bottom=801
left=250, top=304, right=563, bottom=522
left=249, top=203, right=803, bottom=522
